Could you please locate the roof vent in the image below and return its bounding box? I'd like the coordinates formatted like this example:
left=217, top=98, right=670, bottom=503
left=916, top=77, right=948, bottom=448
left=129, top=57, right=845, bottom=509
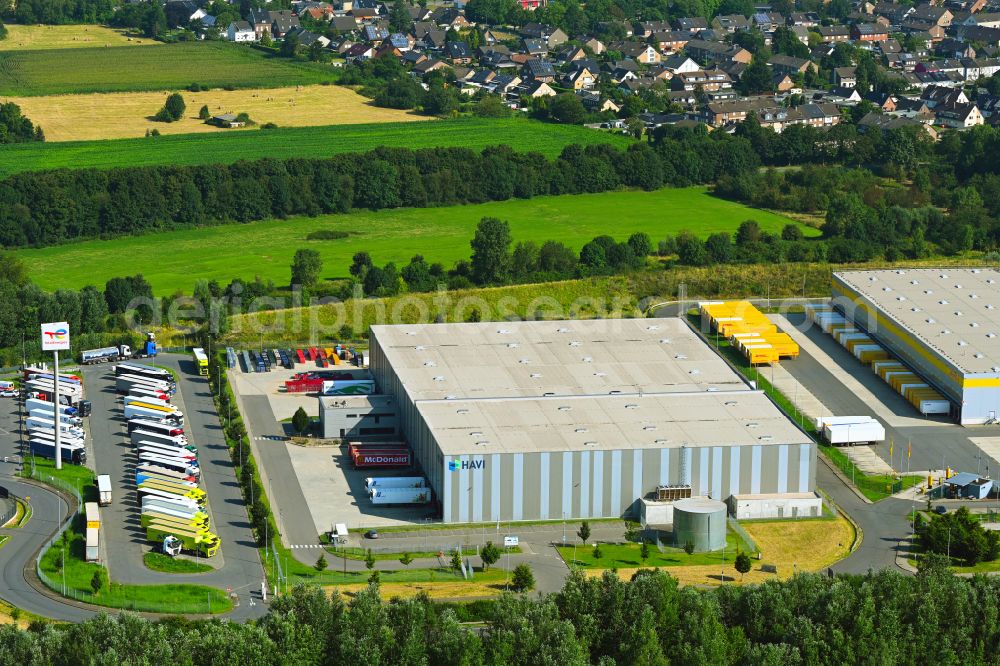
left=474, top=441, right=490, bottom=447
left=707, top=387, right=720, bottom=392
left=939, top=300, right=949, bottom=305
left=883, top=287, right=892, bottom=292
left=988, top=333, right=997, bottom=339
left=940, top=274, right=949, bottom=279
left=625, top=403, right=639, bottom=409
left=675, top=354, right=688, bottom=360
left=423, top=361, right=436, bottom=367
left=543, top=392, right=555, bottom=397
left=643, top=425, right=657, bottom=431
left=958, top=340, right=969, bottom=346
left=971, top=322, right=980, bottom=328
left=647, top=325, right=660, bottom=331
left=557, top=327, right=569, bottom=333
left=609, top=390, right=622, bottom=395
left=558, top=405, right=572, bottom=411
left=927, top=318, right=936, bottom=324
left=956, top=284, right=963, bottom=289
left=575, top=428, right=588, bottom=433
left=582, top=356, right=593, bottom=363
left=971, top=294, right=979, bottom=299
left=989, top=279, right=997, bottom=285
left=988, top=304, right=995, bottom=310
left=594, top=372, right=607, bottom=377
left=973, top=269, right=982, bottom=274
left=659, top=338, right=672, bottom=344
left=445, top=395, right=457, bottom=400
left=747, top=422, right=760, bottom=428
left=415, top=345, right=426, bottom=351
left=955, top=311, right=964, bottom=316
left=654, top=439, right=669, bottom=445
left=433, top=376, right=446, bottom=381
left=910, top=280, right=919, bottom=285
left=569, top=341, right=582, bottom=347
left=689, top=369, right=701, bottom=375
left=497, top=329, right=510, bottom=334
left=724, top=400, right=738, bottom=406
left=530, top=373, right=542, bottom=378
left=925, top=290, right=933, bottom=295
left=405, top=331, right=417, bottom=336
left=584, top=441, right=598, bottom=447
left=895, top=270, right=905, bottom=275
left=975, top=353, right=985, bottom=359
left=942, top=329, right=951, bottom=335
left=507, top=342, right=519, bottom=348
left=456, top=408, right=470, bottom=414
left=911, top=307, right=921, bottom=312
left=518, top=358, right=531, bottom=364
left=896, top=296, right=906, bottom=301
left=469, top=431, right=484, bottom=437
left=758, top=435, right=774, bottom=441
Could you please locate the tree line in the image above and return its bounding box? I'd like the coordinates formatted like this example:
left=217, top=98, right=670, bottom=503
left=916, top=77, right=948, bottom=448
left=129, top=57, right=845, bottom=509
left=0, top=563, right=997, bottom=665
left=0, top=134, right=758, bottom=250
left=0, top=102, right=43, bottom=144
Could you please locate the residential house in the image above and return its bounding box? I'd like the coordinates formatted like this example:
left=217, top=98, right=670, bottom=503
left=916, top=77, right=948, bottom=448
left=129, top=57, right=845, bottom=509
left=787, top=12, right=820, bottom=27
left=421, top=30, right=448, bottom=49
left=413, top=58, right=448, bottom=75
left=834, top=66, right=858, bottom=87
left=675, top=16, right=709, bottom=32
left=712, top=14, right=752, bottom=32
left=911, top=4, right=953, bottom=26
left=818, top=25, right=851, bottom=42
left=402, top=50, right=427, bottom=66
left=363, top=24, right=389, bottom=42
left=522, top=59, right=557, bottom=82
left=663, top=55, right=701, bottom=74
left=520, top=23, right=568, bottom=48
left=858, top=112, right=938, bottom=138
left=652, top=31, right=691, bottom=54
left=636, top=20, right=673, bottom=37
left=852, top=23, right=890, bottom=41
left=331, top=16, right=359, bottom=33
left=582, top=36, right=606, bottom=54
left=670, top=68, right=732, bottom=91
left=564, top=66, right=597, bottom=90
left=522, top=38, right=548, bottom=56
left=429, top=7, right=469, bottom=29
left=227, top=21, right=256, bottom=42
left=865, top=91, right=897, bottom=110
left=447, top=41, right=473, bottom=64
left=685, top=39, right=752, bottom=64
left=828, top=86, right=863, bottom=101
left=774, top=73, right=796, bottom=91
left=972, top=12, right=1000, bottom=28
left=977, top=94, right=1000, bottom=117
left=952, top=25, right=1000, bottom=46
left=520, top=80, right=557, bottom=97
left=580, top=92, right=620, bottom=113
left=936, top=102, right=984, bottom=126
left=769, top=54, right=817, bottom=76
left=623, top=42, right=662, bottom=64
left=963, top=57, right=1000, bottom=80
left=270, top=10, right=299, bottom=38
left=922, top=84, right=969, bottom=107
left=555, top=45, right=588, bottom=62
left=790, top=25, right=811, bottom=45
left=700, top=97, right=775, bottom=125
left=490, top=74, right=522, bottom=95
left=344, top=42, right=375, bottom=62
left=937, top=37, right=977, bottom=58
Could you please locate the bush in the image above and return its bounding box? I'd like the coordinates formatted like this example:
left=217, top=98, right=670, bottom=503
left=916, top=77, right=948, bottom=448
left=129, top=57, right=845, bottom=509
left=154, top=93, right=186, bottom=122
left=306, top=230, right=350, bottom=241
left=511, top=564, right=535, bottom=592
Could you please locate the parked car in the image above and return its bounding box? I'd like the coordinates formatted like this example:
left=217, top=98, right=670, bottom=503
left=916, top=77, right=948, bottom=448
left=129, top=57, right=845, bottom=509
left=0, top=389, right=19, bottom=398
left=934, top=505, right=947, bottom=514
left=364, top=529, right=379, bottom=539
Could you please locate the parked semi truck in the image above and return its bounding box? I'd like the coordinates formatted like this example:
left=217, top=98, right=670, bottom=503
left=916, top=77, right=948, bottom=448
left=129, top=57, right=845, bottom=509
left=141, top=501, right=208, bottom=524
left=137, top=442, right=197, bottom=461
left=145, top=522, right=219, bottom=557
left=140, top=508, right=209, bottom=531
left=141, top=495, right=206, bottom=518
left=26, top=415, right=84, bottom=438
left=80, top=334, right=157, bottom=365
left=124, top=402, right=183, bottom=424
left=85, top=502, right=100, bottom=561
left=25, top=398, right=77, bottom=417
left=138, top=479, right=206, bottom=504
left=114, top=362, right=172, bottom=383
left=28, top=439, right=86, bottom=464
left=138, top=485, right=206, bottom=508
left=116, top=374, right=174, bottom=395
left=137, top=453, right=199, bottom=478
left=127, top=419, right=185, bottom=437
left=27, top=409, right=82, bottom=427
left=136, top=465, right=198, bottom=486
left=96, top=474, right=112, bottom=506
left=131, top=431, right=192, bottom=452
left=28, top=428, right=84, bottom=448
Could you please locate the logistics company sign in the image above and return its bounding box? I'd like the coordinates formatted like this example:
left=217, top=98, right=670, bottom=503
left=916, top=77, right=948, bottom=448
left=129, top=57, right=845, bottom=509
left=40, top=322, right=70, bottom=351
left=448, top=459, right=485, bottom=472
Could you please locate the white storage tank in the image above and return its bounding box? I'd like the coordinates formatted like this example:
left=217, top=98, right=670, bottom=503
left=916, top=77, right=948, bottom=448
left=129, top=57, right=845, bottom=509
left=672, top=497, right=727, bottom=552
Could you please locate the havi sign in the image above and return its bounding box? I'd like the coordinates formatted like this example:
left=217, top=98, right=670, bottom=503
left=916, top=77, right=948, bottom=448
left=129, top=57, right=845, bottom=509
left=448, top=459, right=485, bottom=472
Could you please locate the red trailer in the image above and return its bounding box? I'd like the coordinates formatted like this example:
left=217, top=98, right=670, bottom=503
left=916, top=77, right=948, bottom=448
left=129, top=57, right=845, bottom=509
left=296, top=349, right=306, bottom=364
left=284, top=378, right=325, bottom=393
left=349, top=443, right=411, bottom=468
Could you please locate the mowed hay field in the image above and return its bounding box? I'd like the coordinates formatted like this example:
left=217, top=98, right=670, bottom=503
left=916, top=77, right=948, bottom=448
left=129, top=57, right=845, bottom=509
left=0, top=118, right=632, bottom=175
left=0, top=42, right=336, bottom=96
left=7, top=86, right=426, bottom=141
left=588, top=516, right=855, bottom=587
left=15, top=187, right=816, bottom=294
left=0, top=24, right=153, bottom=50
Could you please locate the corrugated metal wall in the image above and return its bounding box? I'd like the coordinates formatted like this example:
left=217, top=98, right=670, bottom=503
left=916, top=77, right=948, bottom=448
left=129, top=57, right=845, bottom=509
left=442, top=443, right=815, bottom=523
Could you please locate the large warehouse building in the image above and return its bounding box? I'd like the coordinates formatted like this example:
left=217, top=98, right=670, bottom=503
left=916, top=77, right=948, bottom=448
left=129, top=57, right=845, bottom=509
left=833, top=269, right=1000, bottom=425
left=363, top=318, right=818, bottom=523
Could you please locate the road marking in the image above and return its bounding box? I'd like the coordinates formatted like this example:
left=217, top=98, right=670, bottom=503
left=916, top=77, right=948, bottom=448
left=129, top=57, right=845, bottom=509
left=290, top=544, right=324, bottom=549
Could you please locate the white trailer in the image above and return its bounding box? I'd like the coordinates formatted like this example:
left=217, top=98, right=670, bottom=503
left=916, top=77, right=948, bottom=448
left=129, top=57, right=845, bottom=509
left=127, top=419, right=185, bottom=437
left=124, top=386, right=170, bottom=403
left=26, top=379, right=82, bottom=400
left=332, top=523, right=349, bottom=545
left=114, top=363, right=172, bottom=382
left=96, top=474, right=112, bottom=506
left=814, top=415, right=878, bottom=430
left=137, top=453, right=199, bottom=478
left=25, top=398, right=77, bottom=416
left=81, top=345, right=130, bottom=365
left=137, top=442, right=197, bottom=461
left=141, top=495, right=203, bottom=515
left=138, top=486, right=203, bottom=507
left=141, top=503, right=207, bottom=523
left=124, top=394, right=171, bottom=409
left=28, top=429, right=84, bottom=448
left=368, top=487, right=432, bottom=505
left=28, top=439, right=86, bottom=464
left=364, top=476, right=427, bottom=489
left=130, top=430, right=190, bottom=449
left=27, top=409, right=82, bottom=427
left=136, top=463, right=197, bottom=485
left=26, top=415, right=84, bottom=438
left=116, top=374, right=174, bottom=395
left=124, top=402, right=183, bottom=424
left=85, top=528, right=99, bottom=562
left=823, top=421, right=886, bottom=445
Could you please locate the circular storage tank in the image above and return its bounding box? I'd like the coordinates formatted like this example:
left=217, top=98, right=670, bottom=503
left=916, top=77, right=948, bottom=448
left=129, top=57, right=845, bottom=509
left=673, top=498, right=727, bottom=552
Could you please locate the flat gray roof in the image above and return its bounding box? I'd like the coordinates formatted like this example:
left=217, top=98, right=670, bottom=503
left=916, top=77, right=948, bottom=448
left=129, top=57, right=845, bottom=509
left=369, top=318, right=810, bottom=456
left=834, top=268, right=1000, bottom=375
left=370, top=318, right=748, bottom=401
left=418, top=390, right=810, bottom=455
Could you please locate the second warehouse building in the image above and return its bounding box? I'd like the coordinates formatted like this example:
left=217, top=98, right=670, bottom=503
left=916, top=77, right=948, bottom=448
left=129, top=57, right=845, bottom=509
left=353, top=317, right=820, bottom=523
left=833, top=269, right=1000, bottom=425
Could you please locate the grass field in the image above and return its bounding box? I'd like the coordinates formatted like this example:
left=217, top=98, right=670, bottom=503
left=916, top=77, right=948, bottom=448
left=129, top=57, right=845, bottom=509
left=40, top=517, right=231, bottom=614
left=0, top=42, right=336, bottom=96
left=557, top=531, right=754, bottom=569
left=143, top=552, right=214, bottom=574
left=330, top=580, right=504, bottom=600
left=0, top=24, right=153, bottom=51
left=0, top=117, right=632, bottom=176
left=8, top=85, right=425, bottom=141
left=17, top=188, right=813, bottom=294
left=588, top=516, right=854, bottom=587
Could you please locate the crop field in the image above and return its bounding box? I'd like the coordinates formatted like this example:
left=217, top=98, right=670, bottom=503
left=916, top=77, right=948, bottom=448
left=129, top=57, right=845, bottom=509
left=0, top=42, right=336, bottom=96
left=0, top=24, right=154, bottom=51
left=0, top=118, right=632, bottom=176
left=16, top=187, right=815, bottom=294
left=8, top=85, right=426, bottom=141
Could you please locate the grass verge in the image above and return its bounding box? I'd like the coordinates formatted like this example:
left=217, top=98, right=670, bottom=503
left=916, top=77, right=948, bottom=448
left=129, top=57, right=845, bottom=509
left=557, top=531, right=754, bottom=569
left=143, top=552, right=213, bottom=574
left=40, top=514, right=231, bottom=614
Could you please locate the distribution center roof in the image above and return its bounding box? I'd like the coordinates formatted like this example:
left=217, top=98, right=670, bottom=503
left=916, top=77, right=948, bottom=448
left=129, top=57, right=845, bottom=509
left=370, top=318, right=811, bottom=455
left=369, top=318, right=748, bottom=401
left=834, top=268, right=1000, bottom=375
left=417, top=390, right=811, bottom=455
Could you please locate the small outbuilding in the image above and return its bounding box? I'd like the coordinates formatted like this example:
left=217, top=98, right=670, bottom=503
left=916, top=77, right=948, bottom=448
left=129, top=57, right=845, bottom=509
left=943, top=472, right=994, bottom=499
